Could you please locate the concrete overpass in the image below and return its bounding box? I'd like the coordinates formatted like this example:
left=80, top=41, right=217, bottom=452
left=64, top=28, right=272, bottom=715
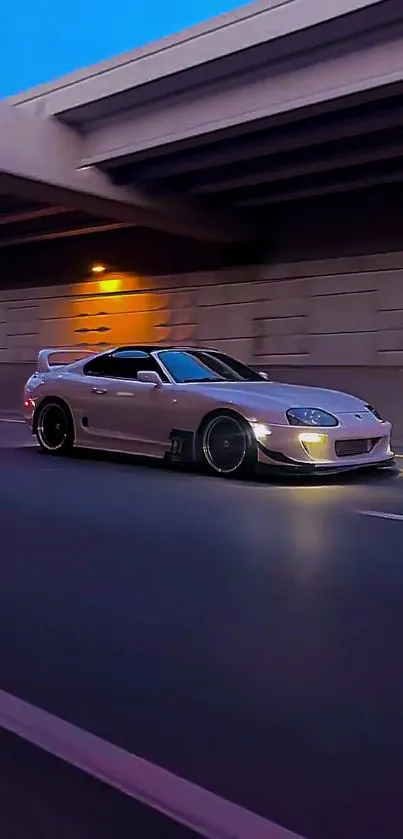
left=1, top=0, right=403, bottom=432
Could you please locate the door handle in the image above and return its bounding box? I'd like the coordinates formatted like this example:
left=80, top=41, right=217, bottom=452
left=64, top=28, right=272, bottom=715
left=91, top=387, right=107, bottom=395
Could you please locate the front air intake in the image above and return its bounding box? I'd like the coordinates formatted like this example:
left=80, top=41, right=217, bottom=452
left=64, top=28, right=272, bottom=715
left=335, top=438, right=380, bottom=457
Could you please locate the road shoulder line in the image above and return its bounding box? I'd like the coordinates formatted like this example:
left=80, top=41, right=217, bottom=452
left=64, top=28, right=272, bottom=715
left=0, top=687, right=304, bottom=839
left=0, top=418, right=25, bottom=423
left=358, top=510, right=403, bottom=521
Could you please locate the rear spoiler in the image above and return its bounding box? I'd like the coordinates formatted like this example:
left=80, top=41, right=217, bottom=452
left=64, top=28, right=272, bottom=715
left=36, top=348, right=98, bottom=373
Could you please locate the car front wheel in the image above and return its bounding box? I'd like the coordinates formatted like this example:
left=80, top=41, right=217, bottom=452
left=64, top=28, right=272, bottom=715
left=200, top=411, right=256, bottom=477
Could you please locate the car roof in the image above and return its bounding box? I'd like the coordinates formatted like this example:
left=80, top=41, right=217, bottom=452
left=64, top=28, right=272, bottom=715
left=113, top=345, right=216, bottom=354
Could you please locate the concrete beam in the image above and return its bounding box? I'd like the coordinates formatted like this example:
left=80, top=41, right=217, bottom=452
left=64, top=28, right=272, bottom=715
left=0, top=221, right=135, bottom=248
left=137, top=105, right=403, bottom=180
left=236, top=171, right=403, bottom=205
left=191, top=141, right=403, bottom=194
left=6, top=0, right=387, bottom=118
left=0, top=102, right=248, bottom=242
left=0, top=206, right=71, bottom=225
left=81, top=33, right=403, bottom=166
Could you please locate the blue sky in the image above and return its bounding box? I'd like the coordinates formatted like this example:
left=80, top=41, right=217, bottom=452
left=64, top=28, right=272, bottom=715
left=1, top=0, right=246, bottom=97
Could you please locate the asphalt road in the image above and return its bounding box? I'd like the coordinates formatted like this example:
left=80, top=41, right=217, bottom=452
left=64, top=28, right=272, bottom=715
left=1, top=418, right=403, bottom=838
left=1, top=728, right=202, bottom=839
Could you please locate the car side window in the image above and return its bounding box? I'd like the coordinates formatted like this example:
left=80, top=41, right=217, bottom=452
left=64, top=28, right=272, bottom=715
left=83, top=355, right=116, bottom=377
left=83, top=351, right=168, bottom=381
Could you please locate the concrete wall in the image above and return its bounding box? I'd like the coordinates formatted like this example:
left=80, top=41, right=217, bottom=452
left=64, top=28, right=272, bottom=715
left=1, top=250, right=403, bottom=438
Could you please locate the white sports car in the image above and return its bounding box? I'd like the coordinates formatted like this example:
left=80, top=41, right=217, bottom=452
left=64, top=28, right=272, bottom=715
left=23, top=345, right=394, bottom=477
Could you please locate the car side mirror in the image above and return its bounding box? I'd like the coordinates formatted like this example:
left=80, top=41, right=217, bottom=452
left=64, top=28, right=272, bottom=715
left=137, top=370, right=163, bottom=386
left=259, top=371, right=270, bottom=381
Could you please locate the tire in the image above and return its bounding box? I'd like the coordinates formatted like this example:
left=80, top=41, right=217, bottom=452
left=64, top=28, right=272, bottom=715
left=199, top=411, right=257, bottom=477
left=34, top=399, right=74, bottom=455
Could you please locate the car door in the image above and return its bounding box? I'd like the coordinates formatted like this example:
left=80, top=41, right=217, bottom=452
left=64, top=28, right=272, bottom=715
left=112, top=377, right=174, bottom=454
left=80, top=351, right=173, bottom=454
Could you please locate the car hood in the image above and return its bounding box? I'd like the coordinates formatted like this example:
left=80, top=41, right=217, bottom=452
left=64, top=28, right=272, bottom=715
left=195, top=381, right=367, bottom=414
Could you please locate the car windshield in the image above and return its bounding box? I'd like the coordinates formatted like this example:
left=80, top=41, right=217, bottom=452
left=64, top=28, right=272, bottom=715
left=157, top=350, right=264, bottom=383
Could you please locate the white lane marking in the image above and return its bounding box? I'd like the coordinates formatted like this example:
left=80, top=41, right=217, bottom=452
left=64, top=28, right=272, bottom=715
left=359, top=510, right=403, bottom=522
left=0, top=418, right=25, bottom=424
left=0, top=688, right=304, bottom=839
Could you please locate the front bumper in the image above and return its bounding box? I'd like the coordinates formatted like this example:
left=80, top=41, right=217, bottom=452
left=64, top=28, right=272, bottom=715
left=257, top=448, right=395, bottom=475
left=255, top=418, right=394, bottom=473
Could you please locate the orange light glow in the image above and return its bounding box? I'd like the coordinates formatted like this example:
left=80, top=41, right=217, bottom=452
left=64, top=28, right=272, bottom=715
left=99, top=277, right=122, bottom=293
left=91, top=264, right=107, bottom=274
left=59, top=272, right=169, bottom=348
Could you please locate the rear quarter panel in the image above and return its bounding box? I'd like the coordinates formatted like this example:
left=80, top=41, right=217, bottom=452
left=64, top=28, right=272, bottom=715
left=23, top=370, right=78, bottom=426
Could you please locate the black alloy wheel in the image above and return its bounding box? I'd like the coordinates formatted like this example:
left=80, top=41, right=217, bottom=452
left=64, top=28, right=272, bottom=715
left=201, top=412, right=256, bottom=477
left=35, top=401, right=73, bottom=455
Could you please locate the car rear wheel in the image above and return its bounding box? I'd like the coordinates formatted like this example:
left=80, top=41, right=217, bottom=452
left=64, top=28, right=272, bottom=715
left=35, top=400, right=74, bottom=455
left=200, top=412, right=256, bottom=477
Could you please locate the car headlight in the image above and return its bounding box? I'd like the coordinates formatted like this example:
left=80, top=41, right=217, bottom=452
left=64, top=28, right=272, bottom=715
left=366, top=404, right=384, bottom=422
left=286, top=408, right=339, bottom=427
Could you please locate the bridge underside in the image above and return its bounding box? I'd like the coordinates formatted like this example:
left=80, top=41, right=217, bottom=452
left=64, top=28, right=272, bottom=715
left=3, top=80, right=402, bottom=261
left=0, top=181, right=129, bottom=249
left=101, top=82, right=403, bottom=221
